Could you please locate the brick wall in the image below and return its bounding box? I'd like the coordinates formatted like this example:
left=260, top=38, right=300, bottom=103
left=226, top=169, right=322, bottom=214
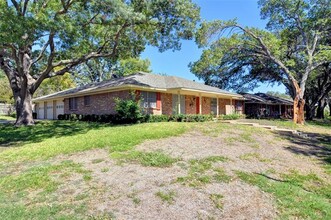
left=64, top=90, right=130, bottom=115
left=161, top=93, right=172, bottom=115
left=218, top=98, right=231, bottom=115
left=201, top=97, right=211, bottom=115
left=185, top=95, right=197, bottom=114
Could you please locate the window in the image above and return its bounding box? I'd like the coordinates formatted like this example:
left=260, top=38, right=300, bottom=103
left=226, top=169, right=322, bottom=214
left=211, top=98, right=217, bottom=115
left=84, top=96, right=91, bottom=106
left=69, top=97, right=78, bottom=110
left=140, top=91, right=157, bottom=108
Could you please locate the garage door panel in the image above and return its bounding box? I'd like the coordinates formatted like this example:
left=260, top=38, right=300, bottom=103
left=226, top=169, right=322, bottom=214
left=47, top=103, right=53, bottom=119
left=38, top=103, right=44, bottom=119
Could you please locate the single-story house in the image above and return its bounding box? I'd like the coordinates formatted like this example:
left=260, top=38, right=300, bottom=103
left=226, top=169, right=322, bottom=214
left=242, top=93, right=293, bottom=119
left=33, top=72, right=244, bottom=120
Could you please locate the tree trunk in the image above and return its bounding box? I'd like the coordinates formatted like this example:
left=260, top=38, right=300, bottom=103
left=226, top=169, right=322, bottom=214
left=316, top=99, right=327, bottom=119
left=305, top=103, right=316, bottom=120
left=293, top=95, right=305, bottom=124
left=14, top=88, right=34, bottom=126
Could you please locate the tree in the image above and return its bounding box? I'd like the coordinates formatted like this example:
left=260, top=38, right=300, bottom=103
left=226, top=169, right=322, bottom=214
left=0, top=70, right=13, bottom=104
left=0, top=0, right=200, bottom=125
left=266, top=91, right=292, bottom=100
left=190, top=0, right=331, bottom=124
left=73, top=57, right=151, bottom=85
left=304, top=64, right=331, bottom=119
left=118, top=57, right=151, bottom=76
left=34, top=73, right=76, bottom=97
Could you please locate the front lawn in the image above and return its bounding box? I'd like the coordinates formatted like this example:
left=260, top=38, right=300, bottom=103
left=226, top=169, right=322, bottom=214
left=0, top=120, right=330, bottom=219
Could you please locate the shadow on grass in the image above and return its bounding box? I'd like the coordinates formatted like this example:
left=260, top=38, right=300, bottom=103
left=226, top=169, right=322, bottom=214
left=0, top=120, right=108, bottom=148
left=274, top=130, right=331, bottom=168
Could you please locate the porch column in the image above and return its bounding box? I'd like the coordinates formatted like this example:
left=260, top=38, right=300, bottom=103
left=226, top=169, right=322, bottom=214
left=230, top=98, right=233, bottom=114
left=199, top=94, right=202, bottom=115
left=216, top=97, right=219, bottom=117
left=279, top=104, right=282, bottom=115
left=177, top=91, right=181, bottom=114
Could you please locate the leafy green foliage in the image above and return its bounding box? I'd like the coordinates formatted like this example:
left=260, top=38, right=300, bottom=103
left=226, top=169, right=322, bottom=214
left=0, top=71, right=13, bottom=104
left=114, top=94, right=143, bottom=124
left=34, top=73, right=76, bottom=98
left=190, top=0, right=331, bottom=98
left=73, top=57, right=152, bottom=85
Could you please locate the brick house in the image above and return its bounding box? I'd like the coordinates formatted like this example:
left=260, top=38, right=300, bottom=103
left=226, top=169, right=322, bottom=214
left=33, top=72, right=244, bottom=120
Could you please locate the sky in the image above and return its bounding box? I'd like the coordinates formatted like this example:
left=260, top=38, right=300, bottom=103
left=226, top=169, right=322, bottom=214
left=141, top=0, right=287, bottom=94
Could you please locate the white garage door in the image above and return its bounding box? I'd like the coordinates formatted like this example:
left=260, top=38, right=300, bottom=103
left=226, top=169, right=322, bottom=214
left=38, top=103, right=44, bottom=119
left=46, top=102, right=54, bottom=119
left=55, top=101, right=64, bottom=119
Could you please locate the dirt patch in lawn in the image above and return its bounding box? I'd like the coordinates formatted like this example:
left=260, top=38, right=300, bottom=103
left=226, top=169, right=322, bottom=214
left=6, top=123, right=330, bottom=219
left=51, top=148, right=276, bottom=220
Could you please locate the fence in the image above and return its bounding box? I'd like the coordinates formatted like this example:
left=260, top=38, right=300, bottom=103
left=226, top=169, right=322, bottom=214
left=0, top=103, right=14, bottom=115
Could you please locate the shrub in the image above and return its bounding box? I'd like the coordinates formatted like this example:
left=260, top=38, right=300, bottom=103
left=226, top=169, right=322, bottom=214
left=64, top=114, right=70, bottom=120
left=69, top=113, right=78, bottom=121
left=218, top=113, right=244, bottom=120
left=146, top=114, right=170, bottom=123
left=114, top=95, right=142, bottom=124
left=57, top=114, right=64, bottom=120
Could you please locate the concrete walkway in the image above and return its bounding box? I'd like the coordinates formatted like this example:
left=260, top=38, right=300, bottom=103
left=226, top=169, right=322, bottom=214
left=218, top=120, right=312, bottom=139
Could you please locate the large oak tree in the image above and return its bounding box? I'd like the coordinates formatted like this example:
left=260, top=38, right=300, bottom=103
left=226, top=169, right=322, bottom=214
left=0, top=0, right=200, bottom=125
left=190, top=0, right=331, bottom=124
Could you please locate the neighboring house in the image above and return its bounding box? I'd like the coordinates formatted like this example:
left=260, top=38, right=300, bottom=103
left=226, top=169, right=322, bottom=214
left=33, top=72, right=244, bottom=120
left=242, top=93, right=293, bottom=119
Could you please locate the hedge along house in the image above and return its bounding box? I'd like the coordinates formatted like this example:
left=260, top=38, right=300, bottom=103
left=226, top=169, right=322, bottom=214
left=33, top=72, right=244, bottom=120
left=242, top=93, right=294, bottom=119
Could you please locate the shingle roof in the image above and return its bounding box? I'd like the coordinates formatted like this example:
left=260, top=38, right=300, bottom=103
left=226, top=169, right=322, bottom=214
left=34, top=72, right=241, bottom=101
left=242, top=93, right=293, bottom=105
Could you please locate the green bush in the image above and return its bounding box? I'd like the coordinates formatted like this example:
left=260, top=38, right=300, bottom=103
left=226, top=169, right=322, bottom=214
left=146, top=114, right=170, bottom=123
left=218, top=113, right=244, bottom=120
left=114, top=96, right=142, bottom=124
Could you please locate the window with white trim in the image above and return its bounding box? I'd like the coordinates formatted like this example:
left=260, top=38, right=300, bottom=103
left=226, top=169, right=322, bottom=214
left=140, top=91, right=157, bottom=108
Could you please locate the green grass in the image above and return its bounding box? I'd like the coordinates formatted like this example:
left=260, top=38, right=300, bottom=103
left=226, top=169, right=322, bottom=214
left=209, top=194, right=224, bottom=210
left=111, top=150, right=178, bottom=167
left=155, top=190, right=176, bottom=204
left=236, top=170, right=331, bottom=219
left=0, top=160, right=92, bottom=219
left=0, top=115, right=15, bottom=121
left=177, top=156, right=231, bottom=187
left=239, top=152, right=271, bottom=162
left=0, top=160, right=88, bottom=193
left=0, top=121, right=189, bottom=163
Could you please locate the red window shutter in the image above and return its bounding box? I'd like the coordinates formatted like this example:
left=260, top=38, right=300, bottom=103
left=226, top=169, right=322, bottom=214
left=135, top=90, right=141, bottom=101
left=156, top=92, right=161, bottom=109
left=196, top=97, right=200, bottom=114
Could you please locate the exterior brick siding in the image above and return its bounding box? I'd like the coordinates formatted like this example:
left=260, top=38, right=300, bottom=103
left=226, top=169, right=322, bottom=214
left=202, top=97, right=211, bottom=115
left=161, top=93, right=172, bottom=115
left=218, top=98, right=231, bottom=115
left=64, top=90, right=130, bottom=115
left=62, top=89, right=238, bottom=116
left=185, top=95, right=197, bottom=114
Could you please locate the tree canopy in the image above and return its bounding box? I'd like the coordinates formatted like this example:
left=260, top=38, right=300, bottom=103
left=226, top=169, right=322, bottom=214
left=73, top=57, right=151, bottom=85
left=0, top=0, right=200, bottom=125
left=190, top=0, right=331, bottom=123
